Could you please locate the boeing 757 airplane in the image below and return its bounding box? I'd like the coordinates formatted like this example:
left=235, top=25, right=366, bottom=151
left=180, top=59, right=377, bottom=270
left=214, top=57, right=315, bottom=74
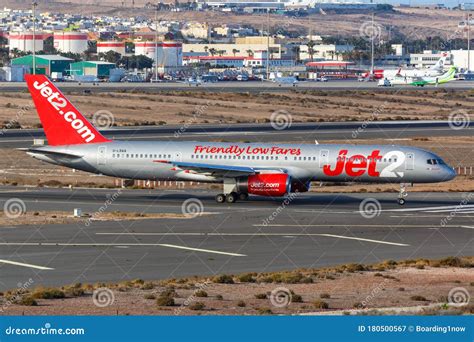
left=24, top=75, right=456, bottom=205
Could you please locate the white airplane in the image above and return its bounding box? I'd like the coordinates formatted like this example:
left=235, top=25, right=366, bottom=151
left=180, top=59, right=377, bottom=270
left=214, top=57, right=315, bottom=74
left=383, top=56, right=447, bottom=79
left=24, top=75, right=456, bottom=205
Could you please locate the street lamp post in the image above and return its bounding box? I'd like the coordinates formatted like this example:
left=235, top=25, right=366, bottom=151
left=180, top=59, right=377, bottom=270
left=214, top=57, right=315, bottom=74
left=32, top=1, right=37, bottom=75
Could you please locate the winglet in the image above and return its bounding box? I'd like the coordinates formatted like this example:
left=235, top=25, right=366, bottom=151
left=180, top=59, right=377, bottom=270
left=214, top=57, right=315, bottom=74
left=25, top=74, right=111, bottom=146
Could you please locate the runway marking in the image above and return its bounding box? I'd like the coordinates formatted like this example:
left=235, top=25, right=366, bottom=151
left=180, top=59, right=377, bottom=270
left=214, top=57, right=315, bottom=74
left=96, top=232, right=409, bottom=246
left=252, top=224, right=459, bottom=228
left=0, top=243, right=245, bottom=257
left=316, top=234, right=409, bottom=246
left=460, top=226, right=474, bottom=230
left=381, top=205, right=474, bottom=212
left=0, top=259, right=54, bottom=270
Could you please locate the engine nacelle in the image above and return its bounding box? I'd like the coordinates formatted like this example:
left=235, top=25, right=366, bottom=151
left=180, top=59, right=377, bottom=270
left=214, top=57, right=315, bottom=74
left=237, top=173, right=290, bottom=197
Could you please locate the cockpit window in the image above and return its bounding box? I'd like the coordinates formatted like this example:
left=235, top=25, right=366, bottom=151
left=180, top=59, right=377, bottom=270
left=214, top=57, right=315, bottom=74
left=427, top=158, right=445, bottom=165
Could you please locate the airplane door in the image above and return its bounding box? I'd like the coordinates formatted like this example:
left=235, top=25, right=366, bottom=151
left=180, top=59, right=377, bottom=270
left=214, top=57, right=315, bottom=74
left=405, top=152, right=414, bottom=170
left=319, top=150, right=329, bottom=168
left=97, top=146, right=107, bottom=165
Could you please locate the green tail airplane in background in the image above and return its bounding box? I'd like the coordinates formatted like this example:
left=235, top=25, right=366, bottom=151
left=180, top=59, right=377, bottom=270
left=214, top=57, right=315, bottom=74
left=381, top=67, right=458, bottom=87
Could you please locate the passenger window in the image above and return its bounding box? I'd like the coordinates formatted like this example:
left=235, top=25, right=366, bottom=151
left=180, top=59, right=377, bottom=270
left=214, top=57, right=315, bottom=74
left=427, top=159, right=432, bottom=165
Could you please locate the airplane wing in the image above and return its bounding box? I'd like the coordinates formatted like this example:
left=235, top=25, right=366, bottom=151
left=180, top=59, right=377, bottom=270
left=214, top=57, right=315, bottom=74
left=153, top=160, right=287, bottom=178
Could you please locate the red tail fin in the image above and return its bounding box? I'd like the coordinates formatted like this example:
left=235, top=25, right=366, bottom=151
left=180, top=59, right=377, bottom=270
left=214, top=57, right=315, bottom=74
left=25, top=74, right=111, bottom=146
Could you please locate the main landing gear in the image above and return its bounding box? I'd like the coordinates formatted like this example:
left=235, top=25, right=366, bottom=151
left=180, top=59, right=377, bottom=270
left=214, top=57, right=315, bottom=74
left=215, top=192, right=248, bottom=204
left=397, top=183, right=408, bottom=205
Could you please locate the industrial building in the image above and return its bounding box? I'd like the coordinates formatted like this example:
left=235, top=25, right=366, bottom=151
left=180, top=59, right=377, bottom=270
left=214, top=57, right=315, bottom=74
left=11, top=55, right=73, bottom=76
left=54, top=32, right=89, bottom=54
left=69, top=61, right=116, bottom=78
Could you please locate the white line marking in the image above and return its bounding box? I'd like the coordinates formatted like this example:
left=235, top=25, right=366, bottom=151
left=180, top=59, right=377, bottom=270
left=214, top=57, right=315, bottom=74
left=0, top=243, right=245, bottom=257
left=316, top=234, right=409, bottom=246
left=382, top=205, right=474, bottom=212
left=252, top=224, right=459, bottom=228
left=460, top=226, right=474, bottom=230
left=0, top=259, right=54, bottom=270
left=95, top=232, right=409, bottom=246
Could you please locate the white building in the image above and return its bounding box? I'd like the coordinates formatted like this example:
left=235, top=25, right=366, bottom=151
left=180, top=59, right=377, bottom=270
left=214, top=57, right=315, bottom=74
left=450, top=50, right=474, bottom=72
left=299, top=44, right=353, bottom=61
left=135, top=41, right=183, bottom=67
left=409, top=51, right=451, bottom=69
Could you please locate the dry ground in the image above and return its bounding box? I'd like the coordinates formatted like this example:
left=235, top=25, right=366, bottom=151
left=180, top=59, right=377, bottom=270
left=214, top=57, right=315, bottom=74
left=1, top=257, right=472, bottom=315
left=2, top=89, right=474, bottom=129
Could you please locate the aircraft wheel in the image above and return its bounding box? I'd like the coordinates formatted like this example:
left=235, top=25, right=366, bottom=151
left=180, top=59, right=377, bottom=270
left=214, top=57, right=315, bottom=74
left=226, top=192, right=238, bottom=203
left=397, top=198, right=406, bottom=205
left=239, top=193, right=249, bottom=201
left=215, top=194, right=226, bottom=203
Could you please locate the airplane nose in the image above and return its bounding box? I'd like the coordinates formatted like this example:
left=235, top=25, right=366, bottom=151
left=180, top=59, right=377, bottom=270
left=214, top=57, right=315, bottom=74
left=445, top=167, right=456, bottom=181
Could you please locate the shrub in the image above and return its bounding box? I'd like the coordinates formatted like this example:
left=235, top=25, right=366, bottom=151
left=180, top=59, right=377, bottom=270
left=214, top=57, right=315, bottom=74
left=19, top=296, right=38, bottom=306
left=213, top=274, right=234, bottom=284
left=438, top=257, right=462, bottom=267
left=188, top=302, right=205, bottom=311
left=238, top=273, right=256, bottom=283
left=32, top=288, right=65, bottom=299
left=215, top=294, right=223, bottom=300
left=410, top=295, right=428, bottom=301
left=237, top=300, right=246, bottom=307
left=256, top=307, right=272, bottom=315
left=156, top=295, right=175, bottom=306
left=313, top=300, right=329, bottom=309
left=255, top=293, right=267, bottom=299
left=353, top=302, right=364, bottom=309
left=320, top=293, right=331, bottom=299
left=144, top=294, right=156, bottom=300
left=65, top=287, right=85, bottom=297
left=141, top=282, right=154, bottom=290
left=292, top=294, right=303, bottom=303
left=195, top=290, right=208, bottom=298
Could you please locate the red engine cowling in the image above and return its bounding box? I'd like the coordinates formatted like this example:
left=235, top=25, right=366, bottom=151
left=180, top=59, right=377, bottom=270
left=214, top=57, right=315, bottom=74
left=237, top=174, right=290, bottom=197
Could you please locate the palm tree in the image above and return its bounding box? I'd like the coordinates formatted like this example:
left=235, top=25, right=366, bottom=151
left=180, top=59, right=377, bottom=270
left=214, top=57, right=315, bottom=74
left=246, top=49, right=254, bottom=57
left=209, top=48, right=217, bottom=56
left=307, top=40, right=316, bottom=62
left=232, top=48, right=239, bottom=56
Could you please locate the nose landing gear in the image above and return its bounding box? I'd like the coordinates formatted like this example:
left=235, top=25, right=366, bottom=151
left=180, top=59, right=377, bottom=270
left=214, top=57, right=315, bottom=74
left=398, top=183, right=408, bottom=205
